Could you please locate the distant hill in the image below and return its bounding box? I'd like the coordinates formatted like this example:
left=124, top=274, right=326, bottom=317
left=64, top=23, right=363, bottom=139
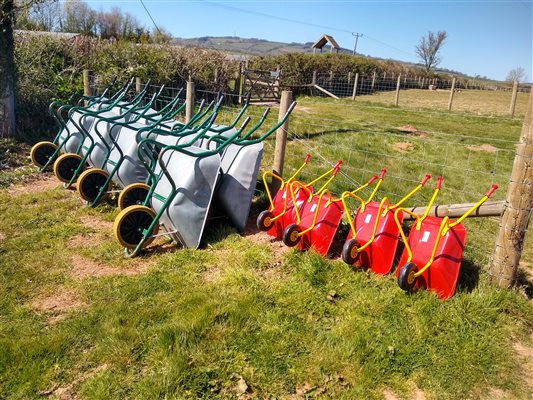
left=173, top=36, right=511, bottom=84
left=173, top=36, right=353, bottom=56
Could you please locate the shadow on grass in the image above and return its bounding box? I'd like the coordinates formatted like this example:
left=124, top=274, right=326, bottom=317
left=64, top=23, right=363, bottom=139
left=456, top=258, right=481, bottom=294
left=516, top=269, right=533, bottom=299
left=289, top=128, right=363, bottom=141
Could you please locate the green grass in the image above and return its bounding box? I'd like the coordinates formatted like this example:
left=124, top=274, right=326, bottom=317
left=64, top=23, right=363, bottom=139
left=0, top=177, right=532, bottom=399
left=0, top=95, right=532, bottom=399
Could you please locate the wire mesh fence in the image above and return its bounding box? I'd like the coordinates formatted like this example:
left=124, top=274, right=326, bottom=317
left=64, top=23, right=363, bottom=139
left=301, top=71, right=530, bottom=117
left=86, top=75, right=530, bottom=267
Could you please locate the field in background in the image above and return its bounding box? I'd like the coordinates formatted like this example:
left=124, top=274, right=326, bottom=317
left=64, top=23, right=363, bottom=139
left=357, top=88, right=530, bottom=117
left=0, top=86, right=532, bottom=399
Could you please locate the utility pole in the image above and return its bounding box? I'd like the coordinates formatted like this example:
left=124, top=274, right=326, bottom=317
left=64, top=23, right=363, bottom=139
left=352, top=32, right=363, bottom=55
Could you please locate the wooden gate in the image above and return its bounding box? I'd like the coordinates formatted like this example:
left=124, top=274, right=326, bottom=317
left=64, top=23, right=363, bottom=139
left=242, top=69, right=280, bottom=102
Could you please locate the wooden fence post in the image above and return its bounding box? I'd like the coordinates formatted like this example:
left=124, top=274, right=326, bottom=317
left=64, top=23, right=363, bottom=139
left=510, top=80, right=518, bottom=117
left=352, top=73, right=359, bottom=100
left=135, top=77, right=142, bottom=93
left=489, top=83, right=533, bottom=288
left=238, top=62, right=244, bottom=104
left=83, top=69, right=94, bottom=96
left=312, top=70, right=317, bottom=86
left=185, top=76, right=194, bottom=123
left=272, top=90, right=293, bottom=184
left=347, top=71, right=352, bottom=85
left=371, top=71, right=377, bottom=90
left=448, top=77, right=456, bottom=111
left=83, top=69, right=94, bottom=107
left=394, top=74, right=401, bottom=106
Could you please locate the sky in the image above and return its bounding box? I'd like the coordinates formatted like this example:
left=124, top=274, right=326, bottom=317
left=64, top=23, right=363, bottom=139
left=84, top=0, right=533, bottom=82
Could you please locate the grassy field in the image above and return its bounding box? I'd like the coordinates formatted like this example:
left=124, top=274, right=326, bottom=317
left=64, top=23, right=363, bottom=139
left=352, top=88, right=529, bottom=118
left=0, top=93, right=532, bottom=399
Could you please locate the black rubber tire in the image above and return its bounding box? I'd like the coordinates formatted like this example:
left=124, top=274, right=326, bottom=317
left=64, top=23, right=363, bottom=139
left=77, top=169, right=109, bottom=202
left=283, top=223, right=302, bottom=247
left=341, top=238, right=361, bottom=265
left=30, top=141, right=57, bottom=168
left=53, top=153, right=84, bottom=183
left=118, top=183, right=150, bottom=210
left=113, top=205, right=158, bottom=249
left=257, top=210, right=274, bottom=231
left=398, top=262, right=418, bottom=291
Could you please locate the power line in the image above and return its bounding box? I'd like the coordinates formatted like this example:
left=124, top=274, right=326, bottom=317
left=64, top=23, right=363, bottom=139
left=139, top=0, right=162, bottom=35
left=202, top=1, right=415, bottom=58
left=204, top=1, right=353, bottom=34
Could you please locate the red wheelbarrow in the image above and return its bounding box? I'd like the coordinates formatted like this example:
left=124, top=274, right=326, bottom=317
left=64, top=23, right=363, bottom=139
left=281, top=167, right=381, bottom=257
left=394, top=183, right=498, bottom=300
left=341, top=173, right=432, bottom=275
left=257, top=157, right=341, bottom=239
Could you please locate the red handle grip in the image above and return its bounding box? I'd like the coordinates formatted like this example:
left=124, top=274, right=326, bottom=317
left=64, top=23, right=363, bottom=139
left=304, top=154, right=311, bottom=163
left=367, top=175, right=378, bottom=185
left=380, top=168, right=387, bottom=180
left=485, top=184, right=498, bottom=198
left=420, top=174, right=431, bottom=186
left=333, top=160, right=343, bottom=176
left=436, top=176, right=443, bottom=190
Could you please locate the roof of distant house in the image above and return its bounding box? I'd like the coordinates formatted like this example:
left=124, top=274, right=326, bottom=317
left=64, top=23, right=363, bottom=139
left=14, top=30, right=80, bottom=39
left=312, top=34, right=340, bottom=50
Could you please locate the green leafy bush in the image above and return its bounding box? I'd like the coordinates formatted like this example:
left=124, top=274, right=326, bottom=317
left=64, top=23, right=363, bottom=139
left=14, top=33, right=239, bottom=142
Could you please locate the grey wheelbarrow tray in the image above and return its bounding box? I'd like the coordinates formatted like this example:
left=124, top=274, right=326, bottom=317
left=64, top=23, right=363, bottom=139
left=206, top=101, right=296, bottom=231
left=74, top=95, right=227, bottom=205
left=90, top=96, right=251, bottom=207
left=36, top=78, right=146, bottom=171
left=119, top=101, right=295, bottom=257
left=63, top=86, right=185, bottom=190
left=117, top=115, right=254, bottom=257
left=60, top=85, right=169, bottom=187
left=76, top=91, right=217, bottom=207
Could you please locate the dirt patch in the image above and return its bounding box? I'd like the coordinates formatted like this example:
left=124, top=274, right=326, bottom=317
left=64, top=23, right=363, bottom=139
left=398, top=125, right=429, bottom=138
left=79, top=215, right=113, bottom=232
left=51, top=364, right=109, bottom=399
left=383, top=389, right=398, bottom=400
left=383, top=387, right=426, bottom=400
left=392, top=142, right=415, bottom=153
left=68, top=233, right=104, bottom=248
left=70, top=254, right=151, bottom=279
left=0, top=231, right=5, bottom=241
left=7, top=174, right=61, bottom=196
left=467, top=144, right=498, bottom=153
left=295, top=106, right=313, bottom=114
left=32, top=289, right=86, bottom=324
left=514, top=338, right=533, bottom=391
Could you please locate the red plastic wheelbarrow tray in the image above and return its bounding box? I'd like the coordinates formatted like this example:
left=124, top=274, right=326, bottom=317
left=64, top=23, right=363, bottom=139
left=282, top=161, right=347, bottom=256
left=341, top=173, right=432, bottom=275
left=258, top=157, right=342, bottom=240
left=257, top=154, right=311, bottom=238
left=394, top=183, right=498, bottom=300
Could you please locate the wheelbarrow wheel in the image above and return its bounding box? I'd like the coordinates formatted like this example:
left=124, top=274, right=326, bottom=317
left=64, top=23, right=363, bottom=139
left=30, top=141, right=57, bottom=168
left=77, top=168, right=109, bottom=202
left=398, top=262, right=418, bottom=291
left=53, top=153, right=84, bottom=183
left=257, top=210, right=274, bottom=231
left=341, top=239, right=361, bottom=265
left=283, top=223, right=301, bottom=247
left=113, top=205, right=159, bottom=249
left=118, top=183, right=150, bottom=210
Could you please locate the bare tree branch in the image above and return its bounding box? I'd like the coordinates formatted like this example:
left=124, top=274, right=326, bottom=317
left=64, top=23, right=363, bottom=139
left=415, top=31, right=447, bottom=72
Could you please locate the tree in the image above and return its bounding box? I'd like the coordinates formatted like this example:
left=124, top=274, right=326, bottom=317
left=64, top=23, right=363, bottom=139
left=60, top=0, right=96, bottom=36
left=15, top=0, right=61, bottom=31
left=415, top=31, right=447, bottom=72
left=506, top=67, right=527, bottom=83
left=1, top=0, right=17, bottom=137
